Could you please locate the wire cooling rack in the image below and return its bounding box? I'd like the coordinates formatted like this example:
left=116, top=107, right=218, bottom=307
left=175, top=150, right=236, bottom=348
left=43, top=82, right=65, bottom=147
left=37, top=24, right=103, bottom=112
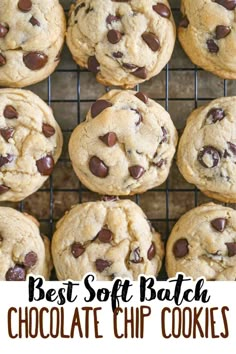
left=13, top=0, right=235, bottom=280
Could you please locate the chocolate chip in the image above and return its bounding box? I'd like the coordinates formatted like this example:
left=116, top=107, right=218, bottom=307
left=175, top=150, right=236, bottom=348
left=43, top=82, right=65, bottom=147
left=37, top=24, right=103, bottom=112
left=29, top=16, right=40, bottom=27
left=0, top=128, right=14, bottom=142
left=147, top=242, right=156, bottom=260
left=5, top=265, right=26, bottom=281
left=74, top=2, right=85, bottom=16
left=130, top=247, right=143, bottom=263
left=132, top=67, right=147, bottom=79
left=207, top=39, right=219, bottom=53
left=142, top=32, right=160, bottom=52
left=129, top=165, right=145, bottom=179
left=211, top=218, right=227, bottom=232
left=0, top=185, right=10, bottom=194
left=42, top=123, right=55, bottom=138
left=23, top=52, right=48, bottom=70
left=85, top=6, right=93, bottom=14
left=123, top=63, right=138, bottom=70
left=225, top=242, right=236, bottom=257
left=160, top=126, right=168, bottom=143
left=95, top=259, right=111, bottom=272
left=24, top=251, right=38, bottom=267
left=130, top=108, right=143, bottom=126
left=179, top=16, right=189, bottom=28
left=112, top=51, right=123, bottom=58
left=88, top=56, right=100, bottom=73
left=3, top=105, right=18, bottom=119
left=215, top=25, right=231, bottom=39
left=18, top=0, right=32, bottom=12
left=102, top=195, right=119, bottom=202
left=215, top=0, right=236, bottom=10
left=97, top=228, right=113, bottom=243
left=0, top=154, right=14, bottom=168
left=228, top=142, right=236, bottom=155
left=36, top=155, right=54, bottom=176
left=173, top=239, right=189, bottom=258
left=0, top=24, right=9, bottom=38
left=89, top=156, right=109, bottom=178
left=106, top=14, right=120, bottom=24
left=71, top=242, right=85, bottom=258
left=107, top=29, right=122, bottom=44
left=99, top=132, right=117, bottom=147
left=0, top=53, right=6, bottom=66
left=207, top=108, right=225, bottom=123
left=153, top=3, right=171, bottom=18
left=135, top=92, right=148, bottom=104
left=91, top=100, right=112, bottom=118
left=198, top=146, right=221, bottom=168
left=155, top=159, right=166, bottom=168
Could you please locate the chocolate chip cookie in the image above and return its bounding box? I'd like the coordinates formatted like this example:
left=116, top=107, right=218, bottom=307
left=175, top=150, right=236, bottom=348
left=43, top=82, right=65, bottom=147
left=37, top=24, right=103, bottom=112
left=166, top=203, right=236, bottom=281
left=179, top=0, right=236, bottom=79
left=69, top=90, right=178, bottom=196
left=0, top=89, right=63, bottom=202
left=52, top=199, right=164, bottom=281
left=0, top=207, right=52, bottom=281
left=67, top=0, right=176, bottom=88
left=0, top=0, right=66, bottom=87
left=177, top=97, right=236, bottom=203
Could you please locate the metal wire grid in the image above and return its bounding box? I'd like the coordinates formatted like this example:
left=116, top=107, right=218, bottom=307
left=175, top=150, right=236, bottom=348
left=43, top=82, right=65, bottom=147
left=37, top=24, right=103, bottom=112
left=15, top=2, right=231, bottom=279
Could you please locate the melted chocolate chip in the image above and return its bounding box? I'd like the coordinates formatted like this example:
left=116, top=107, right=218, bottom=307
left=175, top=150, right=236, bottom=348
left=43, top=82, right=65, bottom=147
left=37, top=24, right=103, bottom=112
left=147, top=242, right=156, bottom=260
left=207, top=108, right=225, bottom=123
left=29, top=16, right=40, bottom=27
left=228, top=142, right=236, bottom=155
left=74, top=2, right=85, bottom=16
left=3, top=105, right=18, bottom=119
left=130, top=247, right=143, bottom=263
left=0, top=53, right=6, bottom=66
left=131, top=108, right=143, bottom=125
left=87, top=56, right=100, bottom=73
left=129, top=165, right=145, bottom=179
left=132, top=67, right=147, bottom=79
left=0, top=154, right=14, bottom=168
left=0, top=24, right=9, bottom=38
left=155, top=159, right=166, bottom=168
left=91, top=100, right=112, bottom=118
left=99, top=132, right=117, bottom=147
left=153, top=3, right=171, bottom=18
left=160, top=126, right=168, bottom=143
left=42, top=123, right=55, bottom=138
left=211, top=218, right=227, bottom=232
left=36, top=155, right=54, bottom=176
left=173, top=238, right=189, bottom=258
left=102, top=195, right=119, bottom=202
left=89, top=156, right=109, bottom=178
left=207, top=39, right=219, bottom=53
left=23, top=52, right=48, bottom=70
left=198, top=146, right=221, bottom=168
left=135, top=92, right=148, bottom=104
left=95, top=259, right=111, bottom=272
left=215, top=0, right=236, bottom=10
left=142, top=32, right=160, bottom=52
left=123, top=63, right=138, bottom=70
left=226, top=242, right=236, bottom=257
left=24, top=251, right=38, bottom=267
left=0, top=128, right=14, bottom=142
left=216, top=25, right=231, bottom=39
left=179, top=16, right=189, bottom=28
left=97, top=228, right=113, bottom=243
left=107, top=29, right=122, bottom=44
left=0, top=185, right=10, bottom=194
left=71, top=242, right=85, bottom=258
left=18, top=0, right=32, bottom=12
left=5, top=265, right=26, bottom=281
left=106, top=14, right=120, bottom=24
left=112, top=51, right=123, bottom=58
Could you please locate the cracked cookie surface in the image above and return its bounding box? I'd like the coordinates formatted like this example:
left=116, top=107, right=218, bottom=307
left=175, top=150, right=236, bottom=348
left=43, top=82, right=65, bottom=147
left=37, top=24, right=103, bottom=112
left=0, top=0, right=66, bottom=87
left=0, top=207, right=52, bottom=281
left=166, top=203, right=236, bottom=281
left=52, top=199, right=164, bottom=281
left=66, top=0, right=176, bottom=88
left=69, top=89, right=178, bottom=196
left=0, top=88, right=63, bottom=202
left=178, top=96, right=236, bottom=203
left=179, top=0, right=236, bottom=79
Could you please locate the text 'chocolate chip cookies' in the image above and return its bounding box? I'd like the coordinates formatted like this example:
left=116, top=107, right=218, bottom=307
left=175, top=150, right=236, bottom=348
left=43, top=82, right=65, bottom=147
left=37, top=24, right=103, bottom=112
left=0, top=0, right=66, bottom=87
left=0, top=89, right=63, bottom=202
left=179, top=0, right=236, bottom=79
left=52, top=199, right=164, bottom=281
left=166, top=203, right=236, bottom=281
left=67, top=0, right=176, bottom=88
left=69, top=90, right=178, bottom=196
left=177, top=96, right=236, bottom=203
left=0, top=207, right=52, bottom=281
